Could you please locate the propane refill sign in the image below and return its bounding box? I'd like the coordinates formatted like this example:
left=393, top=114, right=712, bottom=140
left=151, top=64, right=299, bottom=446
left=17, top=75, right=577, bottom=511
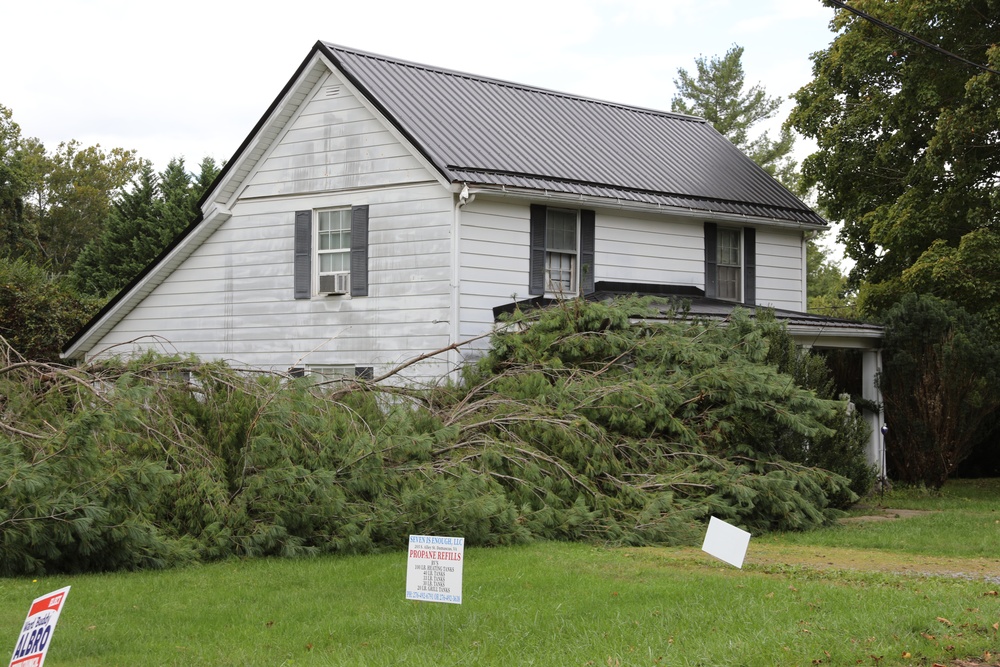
left=8, top=586, right=70, bottom=667
left=405, top=535, right=464, bottom=604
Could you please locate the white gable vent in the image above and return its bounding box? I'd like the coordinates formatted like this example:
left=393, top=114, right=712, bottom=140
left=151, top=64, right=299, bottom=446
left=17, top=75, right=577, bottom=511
left=323, top=86, right=342, bottom=98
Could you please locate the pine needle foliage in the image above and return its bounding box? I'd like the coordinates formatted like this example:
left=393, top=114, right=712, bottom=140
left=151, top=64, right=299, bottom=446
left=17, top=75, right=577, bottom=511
left=0, top=298, right=869, bottom=574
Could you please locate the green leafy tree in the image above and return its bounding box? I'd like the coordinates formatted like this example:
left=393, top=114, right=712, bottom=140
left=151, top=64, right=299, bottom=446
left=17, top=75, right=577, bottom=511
left=0, top=257, right=103, bottom=361
left=0, top=105, right=31, bottom=259
left=672, top=45, right=798, bottom=188
left=788, top=0, right=1000, bottom=314
left=18, top=139, right=141, bottom=273
left=807, top=237, right=855, bottom=317
left=72, top=157, right=220, bottom=297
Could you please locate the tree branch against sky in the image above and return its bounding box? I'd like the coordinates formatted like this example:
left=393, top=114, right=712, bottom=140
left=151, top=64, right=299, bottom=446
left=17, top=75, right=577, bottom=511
left=671, top=45, right=799, bottom=191
left=789, top=0, right=1000, bottom=320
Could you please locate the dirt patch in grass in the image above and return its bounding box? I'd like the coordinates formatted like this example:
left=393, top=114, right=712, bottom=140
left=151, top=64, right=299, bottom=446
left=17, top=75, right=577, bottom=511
left=839, top=508, right=938, bottom=523
left=744, top=542, right=1000, bottom=584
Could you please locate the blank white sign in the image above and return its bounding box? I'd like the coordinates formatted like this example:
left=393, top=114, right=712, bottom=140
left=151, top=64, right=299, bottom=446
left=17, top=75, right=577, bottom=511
left=701, top=516, right=751, bottom=568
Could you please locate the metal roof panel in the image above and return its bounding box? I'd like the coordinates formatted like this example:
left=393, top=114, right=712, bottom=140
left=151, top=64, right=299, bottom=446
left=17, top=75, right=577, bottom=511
left=323, top=43, right=824, bottom=227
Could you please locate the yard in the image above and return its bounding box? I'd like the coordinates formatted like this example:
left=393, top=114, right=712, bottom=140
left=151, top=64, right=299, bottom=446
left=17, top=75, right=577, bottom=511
left=2, top=480, right=998, bottom=666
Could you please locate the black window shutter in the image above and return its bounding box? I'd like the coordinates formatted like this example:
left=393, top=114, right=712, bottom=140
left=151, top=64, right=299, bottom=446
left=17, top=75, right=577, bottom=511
left=743, top=227, right=756, bottom=306
left=355, top=366, right=374, bottom=380
left=294, top=210, right=312, bottom=299
left=529, top=204, right=547, bottom=295
left=350, top=205, right=369, bottom=297
left=580, top=209, right=596, bottom=295
left=704, top=222, right=718, bottom=299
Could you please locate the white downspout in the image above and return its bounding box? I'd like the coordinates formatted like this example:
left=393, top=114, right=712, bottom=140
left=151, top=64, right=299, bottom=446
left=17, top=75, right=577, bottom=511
left=801, top=231, right=809, bottom=312
left=449, top=185, right=470, bottom=379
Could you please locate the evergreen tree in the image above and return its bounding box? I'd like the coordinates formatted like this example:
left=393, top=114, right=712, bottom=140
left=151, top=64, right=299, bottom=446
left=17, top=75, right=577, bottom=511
left=72, top=157, right=220, bottom=297
left=72, top=162, right=159, bottom=296
left=879, top=294, right=1000, bottom=487
left=672, top=45, right=798, bottom=189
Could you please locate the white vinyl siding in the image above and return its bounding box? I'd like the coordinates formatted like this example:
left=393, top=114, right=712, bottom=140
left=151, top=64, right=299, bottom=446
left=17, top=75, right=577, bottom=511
left=755, top=228, right=805, bottom=310
left=86, top=172, right=454, bottom=379
left=458, top=199, right=709, bottom=345
left=240, top=72, right=435, bottom=199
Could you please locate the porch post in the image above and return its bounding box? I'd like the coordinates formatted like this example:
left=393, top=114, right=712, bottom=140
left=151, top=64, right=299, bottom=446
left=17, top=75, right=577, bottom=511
left=862, top=349, right=886, bottom=480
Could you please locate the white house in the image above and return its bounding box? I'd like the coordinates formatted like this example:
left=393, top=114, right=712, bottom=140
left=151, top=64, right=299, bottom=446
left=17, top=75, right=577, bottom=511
left=62, top=42, right=885, bottom=474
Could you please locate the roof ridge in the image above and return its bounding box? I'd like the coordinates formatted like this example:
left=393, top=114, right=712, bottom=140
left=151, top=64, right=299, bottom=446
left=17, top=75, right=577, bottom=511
left=321, top=42, right=707, bottom=124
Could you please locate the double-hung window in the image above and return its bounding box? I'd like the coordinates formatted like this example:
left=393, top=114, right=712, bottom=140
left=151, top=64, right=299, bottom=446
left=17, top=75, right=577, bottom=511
left=545, top=209, right=578, bottom=294
left=294, top=205, right=369, bottom=299
left=704, top=222, right=756, bottom=305
left=317, top=209, right=351, bottom=293
left=529, top=204, right=596, bottom=297
left=716, top=227, right=741, bottom=301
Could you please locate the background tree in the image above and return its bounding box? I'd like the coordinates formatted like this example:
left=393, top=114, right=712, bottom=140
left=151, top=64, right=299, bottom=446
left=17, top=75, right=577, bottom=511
left=72, top=156, right=220, bottom=297
left=807, top=237, right=854, bottom=317
left=0, top=105, right=30, bottom=259
left=672, top=45, right=798, bottom=189
left=789, top=1, right=1000, bottom=484
left=879, top=294, right=1000, bottom=487
left=18, top=139, right=141, bottom=273
left=0, top=257, right=103, bottom=361
left=788, top=0, right=1000, bottom=312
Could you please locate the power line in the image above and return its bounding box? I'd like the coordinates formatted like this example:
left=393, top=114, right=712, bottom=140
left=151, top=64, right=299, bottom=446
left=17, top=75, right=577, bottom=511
left=824, top=0, right=1000, bottom=76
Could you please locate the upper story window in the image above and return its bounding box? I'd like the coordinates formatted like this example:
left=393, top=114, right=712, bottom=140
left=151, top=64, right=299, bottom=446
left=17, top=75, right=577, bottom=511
left=529, top=204, right=595, bottom=297
left=294, top=205, right=369, bottom=299
left=317, top=209, right=351, bottom=293
left=717, top=227, right=741, bottom=301
left=704, top=222, right=755, bottom=305
left=545, top=208, right=578, bottom=294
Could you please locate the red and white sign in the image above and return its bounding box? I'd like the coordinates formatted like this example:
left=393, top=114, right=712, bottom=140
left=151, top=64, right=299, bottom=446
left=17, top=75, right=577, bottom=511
left=8, top=587, right=70, bottom=667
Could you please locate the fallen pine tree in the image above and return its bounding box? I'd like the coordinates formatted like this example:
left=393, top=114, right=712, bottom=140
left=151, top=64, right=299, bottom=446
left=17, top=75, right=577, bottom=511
left=0, top=297, right=873, bottom=574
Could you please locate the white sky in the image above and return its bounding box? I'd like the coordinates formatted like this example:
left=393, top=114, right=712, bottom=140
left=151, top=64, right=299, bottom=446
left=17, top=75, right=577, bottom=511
left=1, top=0, right=845, bottom=256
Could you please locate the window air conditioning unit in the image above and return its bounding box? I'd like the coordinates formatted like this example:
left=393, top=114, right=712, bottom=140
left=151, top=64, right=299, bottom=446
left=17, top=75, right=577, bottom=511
left=319, top=273, right=350, bottom=295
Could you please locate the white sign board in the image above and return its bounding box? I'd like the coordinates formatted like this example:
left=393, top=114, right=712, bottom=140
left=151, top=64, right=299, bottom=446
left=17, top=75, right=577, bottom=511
left=701, top=516, right=751, bottom=568
left=405, top=535, right=464, bottom=604
left=9, top=586, right=70, bottom=667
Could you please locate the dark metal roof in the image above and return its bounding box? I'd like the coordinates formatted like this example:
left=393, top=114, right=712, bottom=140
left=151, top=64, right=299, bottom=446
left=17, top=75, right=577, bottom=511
left=322, top=43, right=826, bottom=227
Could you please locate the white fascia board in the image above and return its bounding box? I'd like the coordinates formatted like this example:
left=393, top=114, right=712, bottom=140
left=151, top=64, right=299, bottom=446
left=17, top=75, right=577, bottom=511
left=786, top=324, right=883, bottom=350
left=201, top=53, right=330, bottom=213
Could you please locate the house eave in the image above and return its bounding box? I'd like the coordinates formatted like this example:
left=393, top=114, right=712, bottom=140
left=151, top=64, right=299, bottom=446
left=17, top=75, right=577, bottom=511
left=462, top=184, right=827, bottom=231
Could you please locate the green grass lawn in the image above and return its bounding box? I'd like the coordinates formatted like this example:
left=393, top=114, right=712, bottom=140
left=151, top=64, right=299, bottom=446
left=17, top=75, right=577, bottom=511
left=2, top=480, right=999, bottom=666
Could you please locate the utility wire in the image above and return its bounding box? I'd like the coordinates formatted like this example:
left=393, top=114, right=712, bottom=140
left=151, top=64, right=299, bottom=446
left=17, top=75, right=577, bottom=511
left=825, top=0, right=1000, bottom=76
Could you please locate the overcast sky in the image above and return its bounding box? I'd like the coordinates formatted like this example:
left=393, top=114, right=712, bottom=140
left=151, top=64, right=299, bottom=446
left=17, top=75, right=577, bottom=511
left=2, top=0, right=844, bottom=252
